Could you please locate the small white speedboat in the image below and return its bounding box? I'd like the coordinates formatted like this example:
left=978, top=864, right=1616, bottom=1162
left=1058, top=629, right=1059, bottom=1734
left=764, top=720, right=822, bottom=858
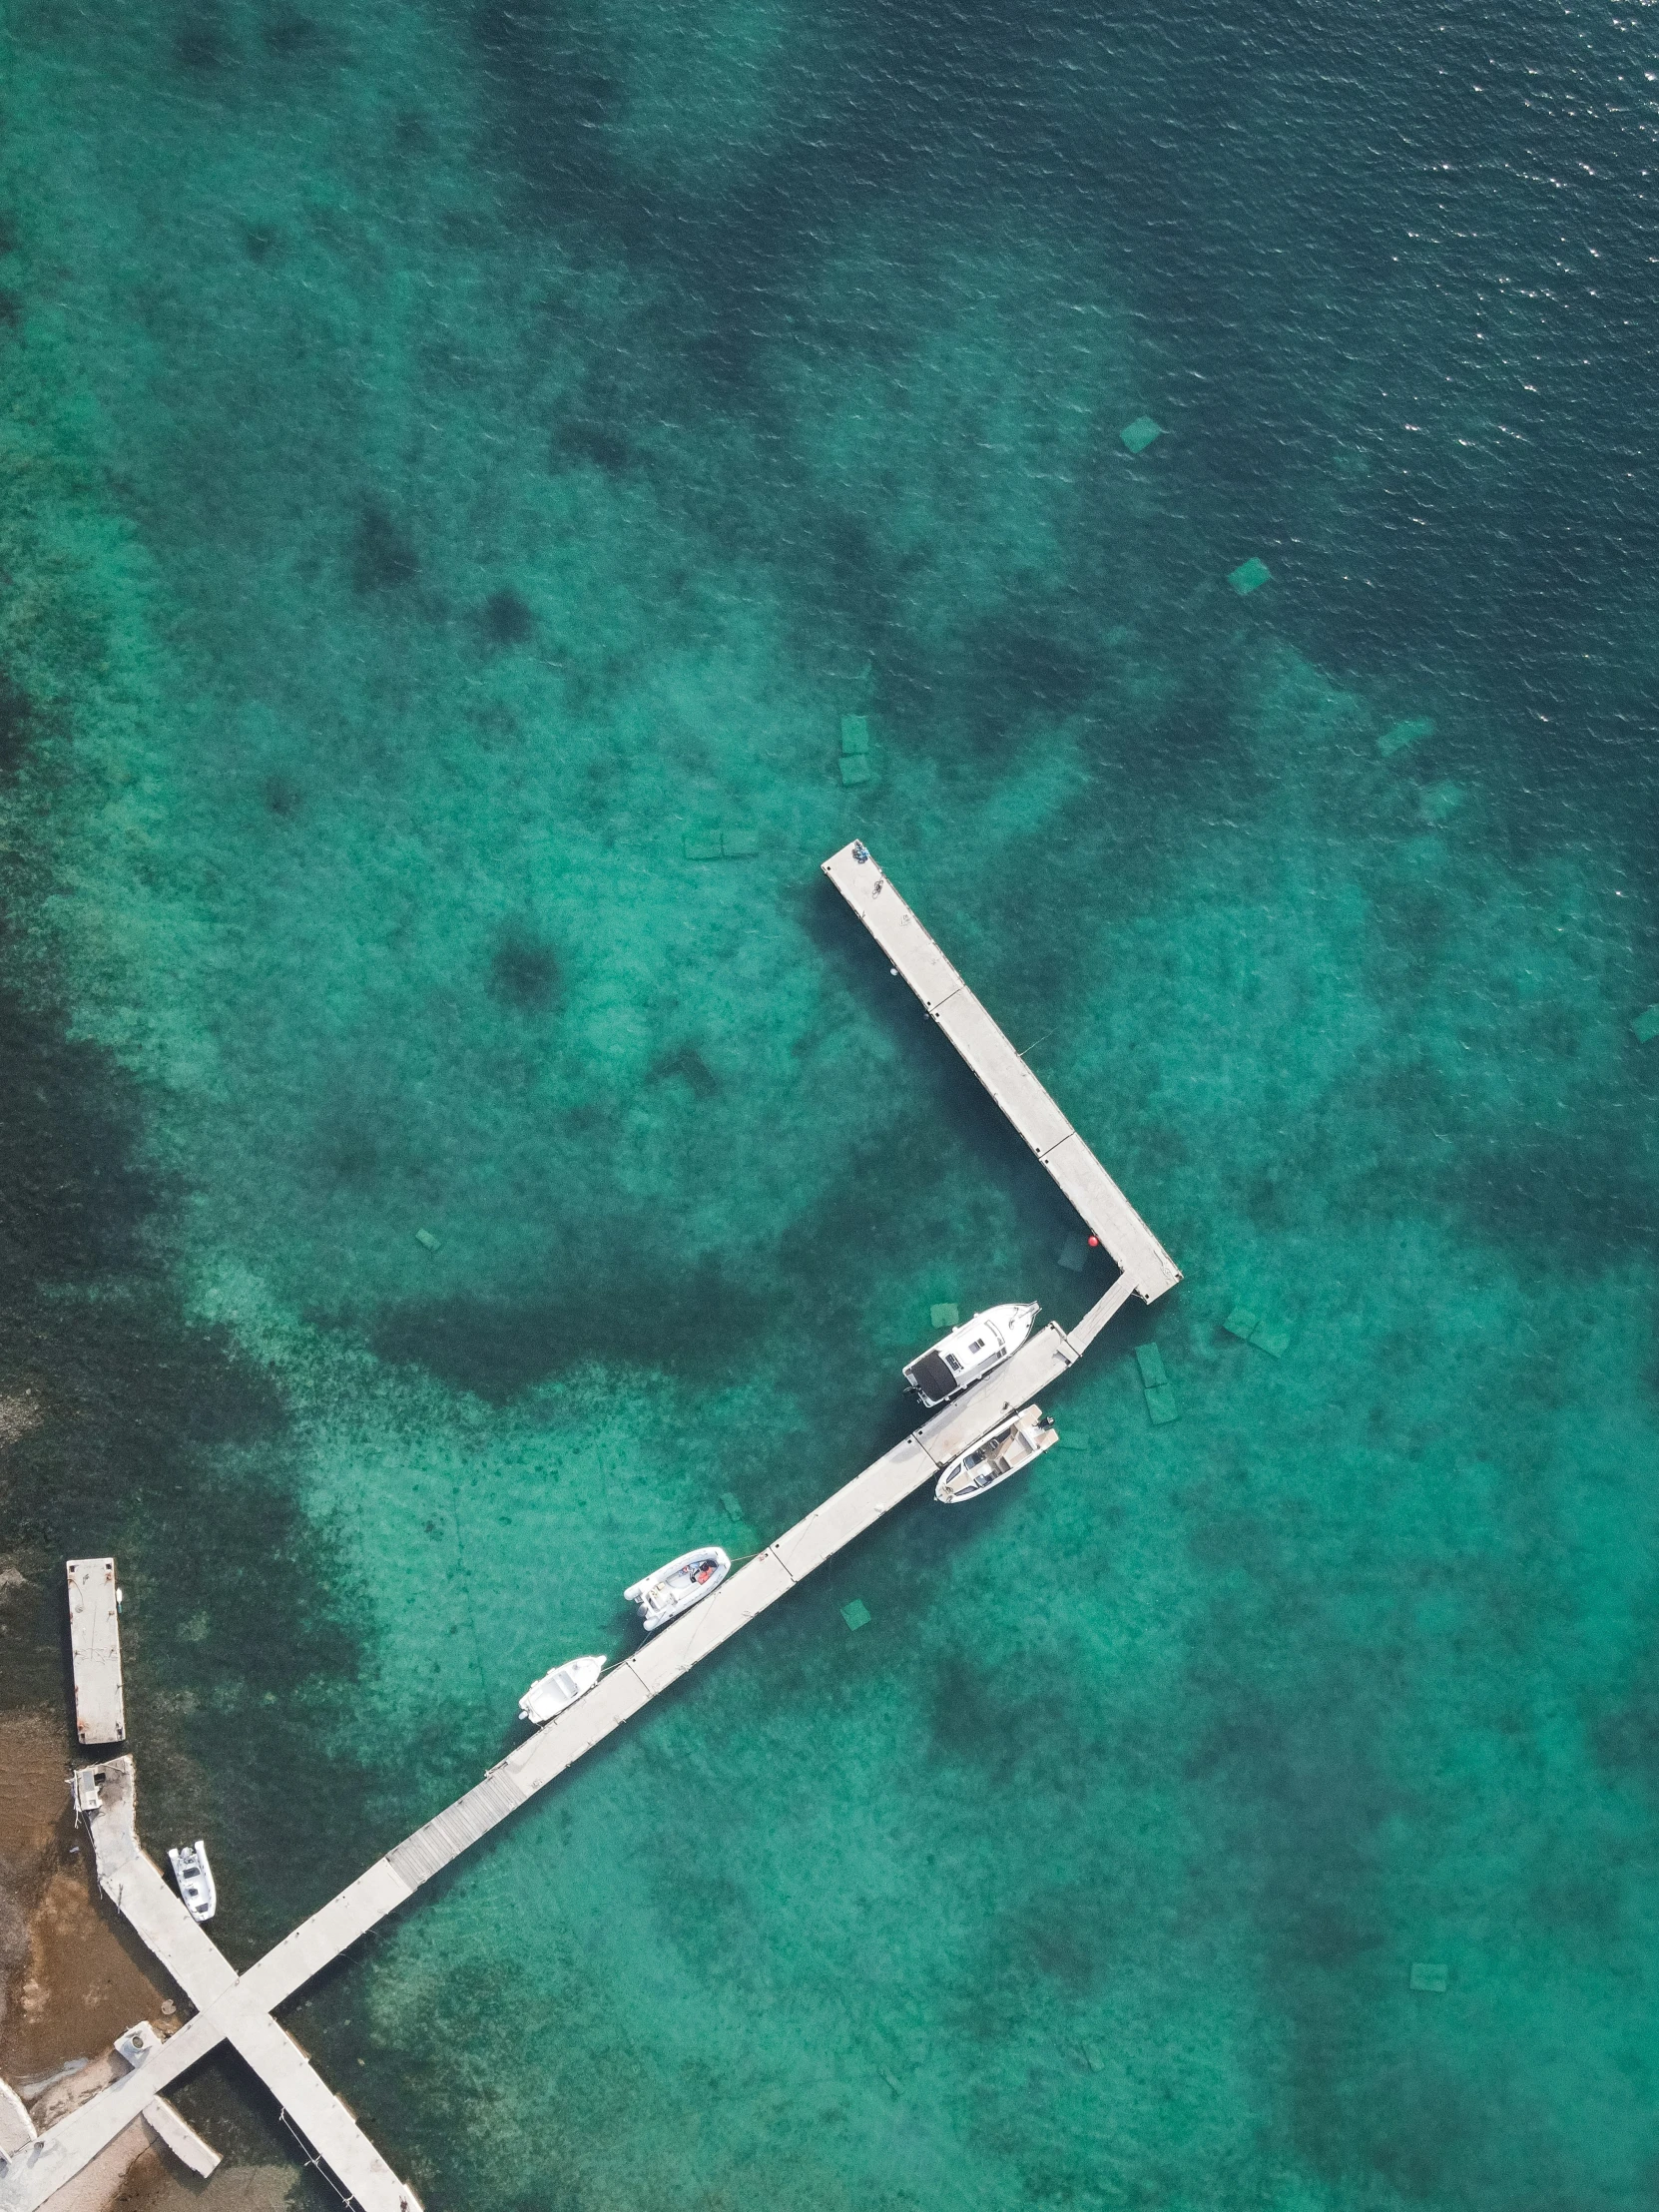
left=934, top=1403, right=1058, bottom=1504
left=518, top=1652, right=607, bottom=1727
left=167, top=1840, right=217, bottom=1923
left=903, top=1302, right=1039, bottom=1408
left=624, top=1547, right=731, bottom=1635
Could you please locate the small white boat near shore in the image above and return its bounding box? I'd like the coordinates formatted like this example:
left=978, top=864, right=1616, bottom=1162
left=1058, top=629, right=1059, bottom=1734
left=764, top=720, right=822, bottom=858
left=933, top=1403, right=1058, bottom=1504
left=903, top=1302, right=1039, bottom=1408
left=625, top=1547, right=730, bottom=1634
left=518, top=1652, right=607, bottom=1726
left=167, top=1840, right=217, bottom=1923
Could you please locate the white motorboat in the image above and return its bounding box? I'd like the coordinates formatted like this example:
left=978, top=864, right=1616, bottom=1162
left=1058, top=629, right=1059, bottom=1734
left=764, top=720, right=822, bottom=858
left=934, top=1403, right=1058, bottom=1503
left=167, top=1840, right=217, bottom=1923
left=518, top=1652, right=607, bottom=1727
left=902, top=1302, right=1039, bottom=1408
left=624, top=1546, right=731, bottom=1635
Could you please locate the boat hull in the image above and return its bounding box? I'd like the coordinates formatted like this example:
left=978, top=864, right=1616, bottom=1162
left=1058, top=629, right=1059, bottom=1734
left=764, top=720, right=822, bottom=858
left=934, top=1404, right=1058, bottom=1503
left=519, top=1652, right=607, bottom=1726
left=625, top=1546, right=732, bottom=1634
left=168, top=1842, right=218, bottom=1923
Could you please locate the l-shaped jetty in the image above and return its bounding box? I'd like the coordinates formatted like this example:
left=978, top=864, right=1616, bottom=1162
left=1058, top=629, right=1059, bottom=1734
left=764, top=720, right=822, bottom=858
left=2, top=841, right=1177, bottom=2212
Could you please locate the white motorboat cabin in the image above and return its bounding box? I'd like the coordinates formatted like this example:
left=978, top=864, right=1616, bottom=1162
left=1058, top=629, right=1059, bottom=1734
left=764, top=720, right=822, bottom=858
left=902, top=1302, right=1039, bottom=1408
left=168, top=1840, right=218, bottom=1924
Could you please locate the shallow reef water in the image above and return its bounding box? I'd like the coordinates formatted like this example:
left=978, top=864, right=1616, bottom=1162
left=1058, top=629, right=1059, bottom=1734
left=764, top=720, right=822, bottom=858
left=2, top=1, right=1659, bottom=2206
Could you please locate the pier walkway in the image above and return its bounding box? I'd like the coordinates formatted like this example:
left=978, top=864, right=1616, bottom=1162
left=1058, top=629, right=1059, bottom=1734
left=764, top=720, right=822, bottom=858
left=83, top=1760, right=237, bottom=2008
left=52, top=1752, right=422, bottom=2203
left=822, top=841, right=1181, bottom=1302
left=1, top=1300, right=1139, bottom=2212
left=5, top=850, right=1169, bottom=2212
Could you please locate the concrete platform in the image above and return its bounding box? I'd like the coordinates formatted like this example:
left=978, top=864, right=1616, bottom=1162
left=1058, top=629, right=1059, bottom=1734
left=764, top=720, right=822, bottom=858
left=141, top=2097, right=220, bottom=2180
left=0, top=2086, right=30, bottom=2162
left=66, top=1560, right=125, bottom=1747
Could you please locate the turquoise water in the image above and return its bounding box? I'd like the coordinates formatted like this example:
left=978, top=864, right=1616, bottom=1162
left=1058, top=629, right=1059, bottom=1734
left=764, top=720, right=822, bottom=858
left=3, top=1, right=1659, bottom=2204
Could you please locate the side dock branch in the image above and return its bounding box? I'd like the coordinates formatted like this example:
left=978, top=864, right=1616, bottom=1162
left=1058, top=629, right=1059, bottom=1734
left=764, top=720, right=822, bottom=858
left=821, top=839, right=1181, bottom=1303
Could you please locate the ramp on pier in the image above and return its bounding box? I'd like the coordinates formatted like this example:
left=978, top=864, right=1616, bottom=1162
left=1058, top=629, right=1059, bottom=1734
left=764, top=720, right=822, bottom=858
left=822, top=841, right=1181, bottom=1302
left=66, top=1560, right=125, bottom=1747
left=140, top=2098, right=219, bottom=2181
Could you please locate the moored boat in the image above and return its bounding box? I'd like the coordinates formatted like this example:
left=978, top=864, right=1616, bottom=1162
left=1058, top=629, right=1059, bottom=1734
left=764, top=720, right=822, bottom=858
left=933, top=1403, right=1058, bottom=1503
left=902, top=1302, right=1039, bottom=1408
left=518, top=1652, right=607, bottom=1726
left=624, top=1547, right=731, bottom=1634
left=167, top=1840, right=218, bottom=1923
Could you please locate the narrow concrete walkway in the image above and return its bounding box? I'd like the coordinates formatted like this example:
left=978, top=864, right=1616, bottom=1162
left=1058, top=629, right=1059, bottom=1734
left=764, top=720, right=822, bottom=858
left=66, top=1559, right=125, bottom=1747
left=223, top=2011, right=417, bottom=2212
left=82, top=1759, right=237, bottom=2009
left=4, top=849, right=1174, bottom=2212
left=20, top=1758, right=426, bottom=2212
left=3, top=1331, right=1079, bottom=2212
left=822, top=839, right=1181, bottom=1301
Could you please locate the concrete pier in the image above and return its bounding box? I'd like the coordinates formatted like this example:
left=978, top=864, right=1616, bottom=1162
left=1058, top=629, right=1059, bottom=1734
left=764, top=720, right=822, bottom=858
left=5, top=855, right=1178, bottom=2212
left=223, top=2011, right=417, bottom=2212
left=243, top=1318, right=1082, bottom=1999
left=822, top=840, right=1181, bottom=1302
left=65, top=1560, right=125, bottom=1747
left=4, top=1333, right=1077, bottom=2212
left=81, top=1760, right=237, bottom=2008
left=63, top=1755, right=422, bottom=2212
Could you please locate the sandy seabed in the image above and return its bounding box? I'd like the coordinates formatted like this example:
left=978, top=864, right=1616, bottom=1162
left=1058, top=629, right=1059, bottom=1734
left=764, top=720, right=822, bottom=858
left=0, top=1707, right=295, bottom=2212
